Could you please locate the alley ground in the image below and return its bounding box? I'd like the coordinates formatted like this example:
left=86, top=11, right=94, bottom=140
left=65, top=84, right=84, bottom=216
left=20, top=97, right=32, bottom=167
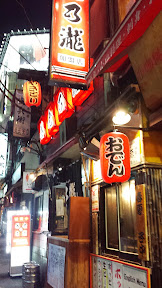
left=0, top=234, right=22, bottom=288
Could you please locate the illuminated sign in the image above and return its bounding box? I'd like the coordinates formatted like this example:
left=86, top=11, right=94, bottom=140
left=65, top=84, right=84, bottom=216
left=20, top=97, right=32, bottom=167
left=45, top=102, right=60, bottom=137
left=0, top=133, right=7, bottom=179
left=100, top=132, right=130, bottom=183
left=55, top=88, right=74, bottom=122
left=50, top=0, right=89, bottom=87
left=71, top=81, right=94, bottom=106
left=10, top=214, right=30, bottom=276
left=2, top=33, right=49, bottom=73
left=38, top=83, right=94, bottom=144
left=38, top=115, right=51, bottom=145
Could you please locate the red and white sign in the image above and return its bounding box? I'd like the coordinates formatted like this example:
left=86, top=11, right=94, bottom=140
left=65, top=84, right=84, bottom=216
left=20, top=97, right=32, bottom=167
left=55, top=88, right=75, bottom=122
left=100, top=132, right=130, bottom=183
left=90, top=254, right=151, bottom=288
left=10, top=214, right=30, bottom=276
left=23, top=171, right=34, bottom=193
left=11, top=215, right=30, bottom=248
left=45, top=102, right=60, bottom=137
left=71, top=81, right=94, bottom=106
left=38, top=115, right=51, bottom=145
left=86, top=0, right=162, bottom=84
left=50, top=0, right=89, bottom=87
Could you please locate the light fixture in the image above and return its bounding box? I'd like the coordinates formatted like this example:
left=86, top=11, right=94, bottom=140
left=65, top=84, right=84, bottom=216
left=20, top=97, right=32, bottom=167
left=29, top=172, right=36, bottom=181
left=79, top=132, right=88, bottom=150
left=112, top=110, right=131, bottom=125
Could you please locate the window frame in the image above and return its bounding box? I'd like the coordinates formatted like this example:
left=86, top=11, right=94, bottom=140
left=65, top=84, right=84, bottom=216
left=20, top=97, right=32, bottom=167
left=102, top=178, right=138, bottom=258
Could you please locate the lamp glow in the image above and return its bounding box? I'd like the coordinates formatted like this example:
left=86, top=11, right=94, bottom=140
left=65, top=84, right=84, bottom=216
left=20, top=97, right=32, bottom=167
left=112, top=110, right=131, bottom=125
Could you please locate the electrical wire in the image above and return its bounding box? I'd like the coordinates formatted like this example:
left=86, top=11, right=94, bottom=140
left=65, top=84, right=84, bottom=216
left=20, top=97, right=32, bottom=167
left=15, top=0, right=48, bottom=55
left=0, top=2, right=93, bottom=125
left=0, top=87, right=31, bottom=114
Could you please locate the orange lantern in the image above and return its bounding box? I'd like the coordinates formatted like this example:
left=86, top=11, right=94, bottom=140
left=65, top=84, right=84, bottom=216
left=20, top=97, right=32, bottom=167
left=23, top=81, right=42, bottom=107
left=100, top=132, right=130, bottom=183
left=38, top=115, right=51, bottom=145
left=72, top=81, right=94, bottom=106
left=45, top=101, right=60, bottom=137
left=55, top=88, right=75, bottom=122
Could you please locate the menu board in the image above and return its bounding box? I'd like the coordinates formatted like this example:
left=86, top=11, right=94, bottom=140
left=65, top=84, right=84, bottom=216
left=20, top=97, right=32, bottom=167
left=91, top=254, right=150, bottom=288
left=10, top=214, right=30, bottom=276
left=47, top=243, right=66, bottom=288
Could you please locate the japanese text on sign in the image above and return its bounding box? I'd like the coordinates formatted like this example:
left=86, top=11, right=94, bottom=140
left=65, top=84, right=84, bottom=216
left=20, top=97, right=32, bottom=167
left=105, top=136, right=125, bottom=177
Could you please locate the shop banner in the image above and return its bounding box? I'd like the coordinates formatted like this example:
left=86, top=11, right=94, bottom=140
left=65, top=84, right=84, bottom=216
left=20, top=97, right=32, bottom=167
left=50, top=0, right=89, bottom=87
left=23, top=171, right=34, bottom=193
left=90, top=254, right=151, bottom=288
left=13, top=89, right=31, bottom=138
left=136, top=184, right=149, bottom=261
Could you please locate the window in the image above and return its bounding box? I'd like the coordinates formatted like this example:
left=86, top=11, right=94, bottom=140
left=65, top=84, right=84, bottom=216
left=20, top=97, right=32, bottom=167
left=105, top=179, right=137, bottom=254
left=33, top=195, right=43, bottom=230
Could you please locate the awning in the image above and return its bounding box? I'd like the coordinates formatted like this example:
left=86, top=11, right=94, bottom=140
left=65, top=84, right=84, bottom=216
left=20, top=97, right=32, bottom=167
left=86, top=0, right=162, bottom=85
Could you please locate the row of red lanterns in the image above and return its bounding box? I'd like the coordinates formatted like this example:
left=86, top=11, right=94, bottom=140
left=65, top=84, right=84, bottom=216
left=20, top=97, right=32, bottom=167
left=37, top=83, right=94, bottom=145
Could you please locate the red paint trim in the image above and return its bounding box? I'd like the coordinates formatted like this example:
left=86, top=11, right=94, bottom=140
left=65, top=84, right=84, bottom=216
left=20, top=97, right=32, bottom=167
left=86, top=0, right=162, bottom=84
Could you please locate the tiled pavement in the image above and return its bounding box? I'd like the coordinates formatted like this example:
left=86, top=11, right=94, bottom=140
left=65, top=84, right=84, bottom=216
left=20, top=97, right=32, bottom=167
left=0, top=235, right=22, bottom=288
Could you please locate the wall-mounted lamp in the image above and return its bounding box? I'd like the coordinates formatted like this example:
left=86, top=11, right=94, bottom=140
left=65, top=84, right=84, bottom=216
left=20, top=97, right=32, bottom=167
left=112, top=110, right=131, bottom=125
left=79, top=132, right=88, bottom=150
left=112, top=96, right=139, bottom=126
left=29, top=172, right=37, bottom=181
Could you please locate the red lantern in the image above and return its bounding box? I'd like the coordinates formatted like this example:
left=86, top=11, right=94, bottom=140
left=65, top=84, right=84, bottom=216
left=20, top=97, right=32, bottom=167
left=100, top=132, right=130, bottom=183
left=55, top=88, right=75, bottom=122
left=45, top=102, right=60, bottom=137
left=23, top=81, right=42, bottom=107
left=72, top=81, right=94, bottom=106
left=38, top=115, right=51, bottom=145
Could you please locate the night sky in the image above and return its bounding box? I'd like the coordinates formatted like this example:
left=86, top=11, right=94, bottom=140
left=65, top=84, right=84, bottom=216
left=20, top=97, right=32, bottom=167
left=0, top=0, right=52, bottom=41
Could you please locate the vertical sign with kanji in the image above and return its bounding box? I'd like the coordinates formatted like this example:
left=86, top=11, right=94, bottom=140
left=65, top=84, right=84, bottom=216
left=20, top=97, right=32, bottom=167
left=136, top=184, right=149, bottom=261
left=100, top=132, right=130, bottom=184
left=0, top=133, right=7, bottom=179
left=13, top=89, right=31, bottom=138
left=50, top=0, right=89, bottom=87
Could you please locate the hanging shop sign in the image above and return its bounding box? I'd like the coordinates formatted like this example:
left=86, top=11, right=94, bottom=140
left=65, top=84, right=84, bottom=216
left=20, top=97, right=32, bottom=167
left=135, top=184, right=149, bottom=261
left=13, top=89, right=31, bottom=138
left=45, top=102, right=60, bottom=137
left=49, top=0, right=89, bottom=87
left=90, top=254, right=151, bottom=288
left=23, top=81, right=42, bottom=107
left=23, top=171, right=35, bottom=193
left=71, top=81, right=94, bottom=106
left=100, top=132, right=130, bottom=183
left=38, top=115, right=51, bottom=145
left=0, top=133, right=8, bottom=179
left=10, top=214, right=30, bottom=276
left=55, top=88, right=75, bottom=122
left=86, top=0, right=162, bottom=85
left=37, top=83, right=93, bottom=144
